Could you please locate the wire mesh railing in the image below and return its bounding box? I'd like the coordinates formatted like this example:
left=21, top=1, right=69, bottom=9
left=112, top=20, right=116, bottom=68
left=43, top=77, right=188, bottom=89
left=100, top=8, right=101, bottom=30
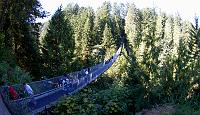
left=0, top=46, right=122, bottom=115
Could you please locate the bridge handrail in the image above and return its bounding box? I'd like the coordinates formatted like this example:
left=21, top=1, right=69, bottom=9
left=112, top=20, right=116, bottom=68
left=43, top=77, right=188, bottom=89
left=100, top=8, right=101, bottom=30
left=0, top=45, right=122, bottom=115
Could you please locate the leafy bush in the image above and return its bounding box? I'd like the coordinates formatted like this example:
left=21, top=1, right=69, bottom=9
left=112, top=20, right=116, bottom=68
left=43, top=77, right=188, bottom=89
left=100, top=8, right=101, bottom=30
left=0, top=49, right=32, bottom=85
left=0, top=62, right=32, bottom=85
left=0, top=33, right=5, bottom=48
left=54, top=82, right=133, bottom=114
left=174, top=104, right=200, bottom=115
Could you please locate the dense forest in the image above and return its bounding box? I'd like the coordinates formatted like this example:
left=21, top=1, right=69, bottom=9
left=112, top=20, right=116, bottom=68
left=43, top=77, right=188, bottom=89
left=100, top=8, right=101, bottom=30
left=0, top=0, right=200, bottom=114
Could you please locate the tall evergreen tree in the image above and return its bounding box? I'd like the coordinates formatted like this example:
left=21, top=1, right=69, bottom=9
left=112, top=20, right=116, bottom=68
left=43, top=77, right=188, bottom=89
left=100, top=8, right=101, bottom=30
left=93, top=1, right=112, bottom=46
left=42, top=7, right=74, bottom=77
left=69, top=7, right=95, bottom=68
left=189, top=21, right=200, bottom=62
left=125, top=3, right=143, bottom=66
left=162, top=15, right=174, bottom=61
left=102, top=23, right=116, bottom=50
left=73, top=7, right=85, bottom=58
left=0, top=0, right=46, bottom=79
left=140, top=8, right=158, bottom=81
left=102, top=23, right=117, bottom=76
left=155, top=12, right=167, bottom=65
left=125, top=3, right=142, bottom=49
left=173, top=15, right=182, bottom=57
left=112, top=3, right=124, bottom=47
left=188, top=19, right=200, bottom=95
left=155, top=12, right=167, bottom=41
left=81, top=8, right=94, bottom=66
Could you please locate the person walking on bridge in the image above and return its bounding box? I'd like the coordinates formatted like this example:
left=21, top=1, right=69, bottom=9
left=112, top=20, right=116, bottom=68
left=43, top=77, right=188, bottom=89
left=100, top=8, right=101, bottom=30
left=62, top=79, right=66, bottom=90
left=8, top=83, right=19, bottom=100
left=23, top=83, right=34, bottom=96
left=23, top=83, right=36, bottom=109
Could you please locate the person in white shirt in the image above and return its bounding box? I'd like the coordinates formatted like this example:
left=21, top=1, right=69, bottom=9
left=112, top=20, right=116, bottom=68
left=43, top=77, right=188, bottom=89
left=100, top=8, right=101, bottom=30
left=85, top=70, right=88, bottom=75
left=62, top=79, right=66, bottom=90
left=23, top=83, right=34, bottom=96
left=23, top=83, right=36, bottom=108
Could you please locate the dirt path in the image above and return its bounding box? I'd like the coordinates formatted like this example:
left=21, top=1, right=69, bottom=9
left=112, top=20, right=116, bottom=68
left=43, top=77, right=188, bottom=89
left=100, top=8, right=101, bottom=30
left=0, top=95, right=11, bottom=115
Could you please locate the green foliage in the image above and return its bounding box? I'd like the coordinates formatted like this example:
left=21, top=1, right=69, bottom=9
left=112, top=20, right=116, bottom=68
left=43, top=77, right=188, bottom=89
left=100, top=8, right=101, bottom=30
left=102, top=23, right=116, bottom=61
left=0, top=32, right=5, bottom=48
left=0, top=49, right=31, bottom=85
left=0, top=62, right=9, bottom=78
left=174, top=104, right=200, bottom=115
left=111, top=3, right=125, bottom=47
left=93, top=1, right=112, bottom=45
left=41, top=6, right=74, bottom=77
left=2, top=65, right=32, bottom=85
left=0, top=48, right=16, bottom=66
left=0, top=0, right=47, bottom=79
left=125, top=3, right=142, bottom=48
left=62, top=5, right=96, bottom=70
left=123, top=3, right=200, bottom=113
left=75, top=7, right=95, bottom=67
left=1, top=0, right=200, bottom=114
left=55, top=82, right=133, bottom=114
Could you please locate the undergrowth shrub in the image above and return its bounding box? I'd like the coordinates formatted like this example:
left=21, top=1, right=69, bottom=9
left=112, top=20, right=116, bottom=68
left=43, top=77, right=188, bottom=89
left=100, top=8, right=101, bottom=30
left=54, top=81, right=133, bottom=114
left=0, top=49, right=32, bottom=85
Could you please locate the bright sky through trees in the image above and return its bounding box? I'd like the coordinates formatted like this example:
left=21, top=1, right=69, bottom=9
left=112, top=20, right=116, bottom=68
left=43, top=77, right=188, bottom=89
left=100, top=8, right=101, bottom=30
left=38, top=0, right=200, bottom=23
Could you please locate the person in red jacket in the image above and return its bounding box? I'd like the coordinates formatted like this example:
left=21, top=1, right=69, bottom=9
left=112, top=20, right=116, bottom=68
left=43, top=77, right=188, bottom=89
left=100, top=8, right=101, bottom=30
left=8, top=84, right=19, bottom=100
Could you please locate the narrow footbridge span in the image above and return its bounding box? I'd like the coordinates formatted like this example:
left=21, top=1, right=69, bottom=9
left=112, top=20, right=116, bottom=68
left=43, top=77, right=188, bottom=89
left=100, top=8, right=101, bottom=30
left=0, top=46, right=122, bottom=115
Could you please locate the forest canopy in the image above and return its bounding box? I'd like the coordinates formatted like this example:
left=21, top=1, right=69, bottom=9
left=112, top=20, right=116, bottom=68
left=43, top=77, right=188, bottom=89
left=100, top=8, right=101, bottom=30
left=0, top=0, right=200, bottom=114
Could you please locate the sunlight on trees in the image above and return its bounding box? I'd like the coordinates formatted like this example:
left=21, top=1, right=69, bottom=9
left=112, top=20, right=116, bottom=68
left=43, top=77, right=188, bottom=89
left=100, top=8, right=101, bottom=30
left=0, top=0, right=200, bottom=114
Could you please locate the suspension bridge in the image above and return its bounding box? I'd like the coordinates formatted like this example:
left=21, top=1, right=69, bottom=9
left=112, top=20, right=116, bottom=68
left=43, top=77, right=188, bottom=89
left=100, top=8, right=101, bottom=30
left=0, top=46, right=122, bottom=115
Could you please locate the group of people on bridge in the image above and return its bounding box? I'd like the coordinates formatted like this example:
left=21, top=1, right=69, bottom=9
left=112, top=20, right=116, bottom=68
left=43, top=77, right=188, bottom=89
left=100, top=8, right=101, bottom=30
left=6, top=68, right=90, bottom=101
left=0, top=46, right=122, bottom=114
left=7, top=83, right=34, bottom=100
left=3, top=52, right=117, bottom=101
left=52, top=68, right=90, bottom=91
